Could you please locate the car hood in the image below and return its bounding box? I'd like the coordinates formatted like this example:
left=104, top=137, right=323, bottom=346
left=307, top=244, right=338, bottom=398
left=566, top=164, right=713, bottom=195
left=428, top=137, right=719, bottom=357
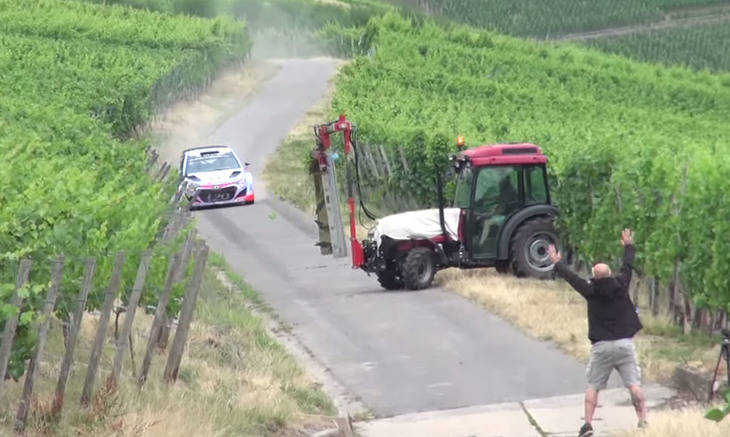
left=186, top=170, right=243, bottom=186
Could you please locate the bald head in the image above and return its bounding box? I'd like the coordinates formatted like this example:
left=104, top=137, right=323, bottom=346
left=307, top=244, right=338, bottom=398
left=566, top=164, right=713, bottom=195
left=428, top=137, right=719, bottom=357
left=592, top=263, right=612, bottom=279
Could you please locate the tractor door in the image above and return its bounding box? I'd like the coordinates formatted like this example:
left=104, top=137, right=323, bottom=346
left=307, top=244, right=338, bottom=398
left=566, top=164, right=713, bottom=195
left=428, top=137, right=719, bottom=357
left=469, top=166, right=522, bottom=259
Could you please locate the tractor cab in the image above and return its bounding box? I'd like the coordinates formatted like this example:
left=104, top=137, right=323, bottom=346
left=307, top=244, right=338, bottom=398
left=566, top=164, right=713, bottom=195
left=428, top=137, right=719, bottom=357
left=451, top=144, right=556, bottom=275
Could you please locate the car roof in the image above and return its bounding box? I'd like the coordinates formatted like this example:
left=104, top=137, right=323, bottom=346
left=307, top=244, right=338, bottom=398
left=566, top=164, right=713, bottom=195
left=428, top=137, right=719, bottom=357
left=183, top=145, right=235, bottom=158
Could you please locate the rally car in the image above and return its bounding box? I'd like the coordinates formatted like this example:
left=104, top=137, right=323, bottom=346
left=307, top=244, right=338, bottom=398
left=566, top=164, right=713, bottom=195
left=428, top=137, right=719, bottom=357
left=178, top=145, right=254, bottom=209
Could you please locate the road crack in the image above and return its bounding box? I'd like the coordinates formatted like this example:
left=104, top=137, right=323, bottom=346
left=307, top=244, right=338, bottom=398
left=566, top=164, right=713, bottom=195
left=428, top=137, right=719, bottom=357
left=519, top=401, right=548, bottom=437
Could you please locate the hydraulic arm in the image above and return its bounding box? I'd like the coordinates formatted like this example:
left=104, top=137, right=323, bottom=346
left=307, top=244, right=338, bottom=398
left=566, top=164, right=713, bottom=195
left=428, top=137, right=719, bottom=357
left=311, top=115, right=364, bottom=268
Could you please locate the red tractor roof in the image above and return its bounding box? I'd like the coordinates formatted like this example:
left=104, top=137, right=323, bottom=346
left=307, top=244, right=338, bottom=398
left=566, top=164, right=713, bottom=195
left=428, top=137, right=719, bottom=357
left=459, top=143, right=547, bottom=166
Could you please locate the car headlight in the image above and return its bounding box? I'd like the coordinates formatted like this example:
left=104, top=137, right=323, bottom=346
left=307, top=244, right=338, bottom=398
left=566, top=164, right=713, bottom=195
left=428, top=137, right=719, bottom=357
left=185, top=181, right=198, bottom=195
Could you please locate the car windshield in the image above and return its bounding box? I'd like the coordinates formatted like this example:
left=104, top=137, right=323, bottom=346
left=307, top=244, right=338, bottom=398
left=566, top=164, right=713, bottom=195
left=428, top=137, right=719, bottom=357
left=186, top=152, right=240, bottom=175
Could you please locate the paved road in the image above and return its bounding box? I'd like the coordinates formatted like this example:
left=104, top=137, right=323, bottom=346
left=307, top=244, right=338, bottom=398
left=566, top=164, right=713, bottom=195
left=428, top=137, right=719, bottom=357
left=195, top=58, right=590, bottom=417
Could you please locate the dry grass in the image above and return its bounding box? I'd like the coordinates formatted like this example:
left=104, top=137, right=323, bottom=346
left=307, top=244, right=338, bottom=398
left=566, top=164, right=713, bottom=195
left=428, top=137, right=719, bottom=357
left=437, top=268, right=592, bottom=360
left=616, top=408, right=730, bottom=437
left=437, top=268, right=723, bottom=382
left=0, top=263, right=334, bottom=436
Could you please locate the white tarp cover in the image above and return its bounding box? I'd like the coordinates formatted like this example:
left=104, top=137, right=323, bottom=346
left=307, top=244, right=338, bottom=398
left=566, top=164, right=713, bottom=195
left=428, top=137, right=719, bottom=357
left=373, top=208, right=461, bottom=246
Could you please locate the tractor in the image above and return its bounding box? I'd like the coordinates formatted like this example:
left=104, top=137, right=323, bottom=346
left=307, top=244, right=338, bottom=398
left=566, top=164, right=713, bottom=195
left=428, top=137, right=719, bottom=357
left=311, top=115, right=560, bottom=290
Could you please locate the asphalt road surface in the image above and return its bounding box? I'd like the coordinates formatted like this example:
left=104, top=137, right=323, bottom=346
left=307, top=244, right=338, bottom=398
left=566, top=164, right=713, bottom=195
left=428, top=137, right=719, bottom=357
left=195, top=58, right=589, bottom=417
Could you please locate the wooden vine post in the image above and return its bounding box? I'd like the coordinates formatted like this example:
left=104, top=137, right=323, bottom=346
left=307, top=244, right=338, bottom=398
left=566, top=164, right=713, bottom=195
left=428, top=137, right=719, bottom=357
left=0, top=260, right=32, bottom=400
left=52, top=258, right=97, bottom=415
left=15, top=257, right=65, bottom=431
left=107, top=251, right=152, bottom=390
left=164, top=243, right=208, bottom=383
left=81, top=251, right=126, bottom=406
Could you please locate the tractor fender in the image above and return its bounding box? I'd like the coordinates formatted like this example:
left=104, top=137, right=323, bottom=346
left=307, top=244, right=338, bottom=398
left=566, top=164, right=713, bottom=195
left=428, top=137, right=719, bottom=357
left=395, top=238, right=439, bottom=253
left=497, top=205, right=558, bottom=260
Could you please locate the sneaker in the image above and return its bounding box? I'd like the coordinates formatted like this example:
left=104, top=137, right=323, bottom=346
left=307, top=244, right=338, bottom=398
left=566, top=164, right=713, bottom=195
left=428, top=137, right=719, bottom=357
left=638, top=419, right=648, bottom=429
left=578, top=422, right=594, bottom=437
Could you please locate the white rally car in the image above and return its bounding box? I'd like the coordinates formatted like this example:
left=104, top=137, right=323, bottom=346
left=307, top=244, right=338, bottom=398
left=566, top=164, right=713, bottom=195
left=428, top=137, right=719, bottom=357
left=179, top=146, right=254, bottom=209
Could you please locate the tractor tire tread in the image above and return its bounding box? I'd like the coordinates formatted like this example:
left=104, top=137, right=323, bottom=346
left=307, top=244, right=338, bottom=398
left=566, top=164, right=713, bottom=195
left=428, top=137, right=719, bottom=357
left=402, top=247, right=436, bottom=290
left=377, top=270, right=403, bottom=290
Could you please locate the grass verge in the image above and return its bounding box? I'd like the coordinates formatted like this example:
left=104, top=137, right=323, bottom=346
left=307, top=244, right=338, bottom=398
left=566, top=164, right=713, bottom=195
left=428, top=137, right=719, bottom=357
left=617, top=408, right=730, bottom=436
left=436, top=268, right=722, bottom=383
left=0, top=254, right=334, bottom=436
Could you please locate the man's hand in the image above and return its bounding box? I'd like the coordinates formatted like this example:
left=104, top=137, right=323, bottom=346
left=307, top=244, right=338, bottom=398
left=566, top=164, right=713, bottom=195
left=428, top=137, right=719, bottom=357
left=548, top=245, right=562, bottom=264
left=621, top=228, right=634, bottom=246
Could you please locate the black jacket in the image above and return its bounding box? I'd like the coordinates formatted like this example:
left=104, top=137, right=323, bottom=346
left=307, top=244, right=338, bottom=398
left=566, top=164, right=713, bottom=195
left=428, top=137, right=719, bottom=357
left=554, top=245, right=642, bottom=343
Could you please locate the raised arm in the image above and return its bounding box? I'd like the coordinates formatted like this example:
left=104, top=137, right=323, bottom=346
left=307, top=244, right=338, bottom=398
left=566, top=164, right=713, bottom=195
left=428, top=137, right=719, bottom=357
left=549, top=245, right=594, bottom=299
left=615, top=229, right=636, bottom=291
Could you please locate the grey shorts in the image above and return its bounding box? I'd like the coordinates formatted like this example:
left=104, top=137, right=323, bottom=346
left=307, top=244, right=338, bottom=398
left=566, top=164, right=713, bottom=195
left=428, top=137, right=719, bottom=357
left=586, top=338, right=641, bottom=390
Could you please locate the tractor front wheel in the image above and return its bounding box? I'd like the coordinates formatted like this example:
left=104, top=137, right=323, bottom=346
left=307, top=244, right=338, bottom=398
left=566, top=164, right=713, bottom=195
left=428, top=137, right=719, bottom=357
left=402, top=247, right=436, bottom=290
left=510, top=216, right=559, bottom=279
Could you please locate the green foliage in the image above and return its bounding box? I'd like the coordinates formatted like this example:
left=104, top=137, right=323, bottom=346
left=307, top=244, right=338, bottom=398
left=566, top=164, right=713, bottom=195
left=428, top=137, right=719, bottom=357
left=319, top=18, right=381, bottom=57
left=286, top=385, right=334, bottom=414
left=3, top=0, right=246, bottom=50
left=706, top=390, right=730, bottom=422
left=172, top=0, right=218, bottom=17
left=0, top=0, right=249, bottom=378
left=229, top=0, right=389, bottom=30
left=330, top=13, right=730, bottom=311
left=82, top=0, right=391, bottom=57
left=232, top=0, right=392, bottom=58
left=84, top=0, right=392, bottom=30
left=389, top=1, right=730, bottom=73
left=388, top=0, right=726, bottom=37
left=587, top=19, right=730, bottom=73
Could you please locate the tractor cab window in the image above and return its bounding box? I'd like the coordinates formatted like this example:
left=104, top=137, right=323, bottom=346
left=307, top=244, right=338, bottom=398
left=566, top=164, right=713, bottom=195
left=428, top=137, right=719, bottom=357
left=525, top=165, right=548, bottom=204
left=453, top=164, right=474, bottom=208
left=473, top=166, right=520, bottom=214
left=471, top=166, right=521, bottom=258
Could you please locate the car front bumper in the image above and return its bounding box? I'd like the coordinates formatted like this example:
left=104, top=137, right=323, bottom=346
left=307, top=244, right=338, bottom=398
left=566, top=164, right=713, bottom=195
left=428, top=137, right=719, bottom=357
left=189, top=183, right=254, bottom=208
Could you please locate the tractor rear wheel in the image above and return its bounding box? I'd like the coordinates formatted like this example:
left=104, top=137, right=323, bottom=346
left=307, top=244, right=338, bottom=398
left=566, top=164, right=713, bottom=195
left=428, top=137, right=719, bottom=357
left=509, top=216, right=559, bottom=279
left=377, top=269, right=403, bottom=290
left=402, top=247, right=436, bottom=290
